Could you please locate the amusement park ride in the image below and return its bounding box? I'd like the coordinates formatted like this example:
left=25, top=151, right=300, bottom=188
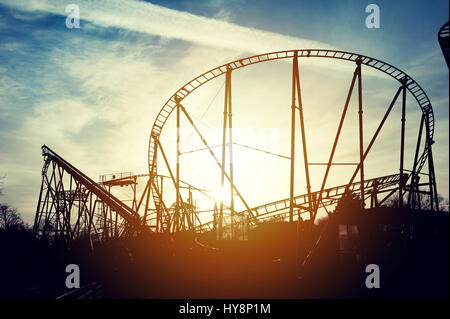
left=33, top=24, right=448, bottom=246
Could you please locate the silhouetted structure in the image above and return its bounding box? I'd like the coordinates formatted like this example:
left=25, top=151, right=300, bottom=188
left=34, top=145, right=141, bottom=244
left=438, top=21, right=449, bottom=68
left=25, top=49, right=447, bottom=299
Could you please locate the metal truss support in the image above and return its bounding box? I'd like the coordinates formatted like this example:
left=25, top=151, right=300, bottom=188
left=33, top=146, right=141, bottom=244
left=399, top=77, right=407, bottom=208
left=356, top=58, right=365, bottom=207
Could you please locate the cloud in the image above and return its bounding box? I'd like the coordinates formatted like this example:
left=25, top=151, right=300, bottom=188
left=0, top=21, right=253, bottom=222
left=1, top=0, right=393, bottom=80
left=2, top=0, right=333, bottom=53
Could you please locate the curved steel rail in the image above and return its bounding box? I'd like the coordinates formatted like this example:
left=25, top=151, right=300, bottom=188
left=148, top=49, right=434, bottom=216
left=194, top=172, right=405, bottom=232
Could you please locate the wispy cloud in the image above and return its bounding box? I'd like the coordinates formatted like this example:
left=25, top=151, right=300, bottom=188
left=2, top=0, right=333, bottom=53
left=2, top=0, right=394, bottom=79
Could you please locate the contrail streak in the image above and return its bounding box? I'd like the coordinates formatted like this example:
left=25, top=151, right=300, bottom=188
left=3, top=0, right=334, bottom=53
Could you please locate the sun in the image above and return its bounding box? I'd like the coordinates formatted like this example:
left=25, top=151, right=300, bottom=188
left=212, top=187, right=226, bottom=204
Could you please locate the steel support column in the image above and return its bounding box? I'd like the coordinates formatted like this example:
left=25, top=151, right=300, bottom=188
left=176, top=97, right=181, bottom=228
left=424, top=112, right=439, bottom=210
left=219, top=67, right=232, bottom=239
left=399, top=78, right=407, bottom=208
left=289, top=54, right=297, bottom=223
left=356, top=59, right=365, bottom=207
left=227, top=70, right=234, bottom=209
left=227, top=67, right=235, bottom=237
left=290, top=52, right=313, bottom=221
left=408, top=115, right=425, bottom=209
left=295, top=55, right=313, bottom=220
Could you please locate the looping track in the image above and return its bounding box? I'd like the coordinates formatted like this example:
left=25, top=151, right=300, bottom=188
left=148, top=49, right=434, bottom=184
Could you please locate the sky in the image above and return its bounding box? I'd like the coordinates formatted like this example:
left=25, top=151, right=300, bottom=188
left=0, top=0, right=448, bottom=224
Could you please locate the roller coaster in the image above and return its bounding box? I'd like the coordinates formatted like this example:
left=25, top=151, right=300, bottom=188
left=34, top=48, right=441, bottom=244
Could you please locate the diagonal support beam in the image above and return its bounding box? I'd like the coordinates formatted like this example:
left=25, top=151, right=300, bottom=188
left=314, top=67, right=358, bottom=221
left=347, top=85, right=403, bottom=187
left=179, top=104, right=257, bottom=222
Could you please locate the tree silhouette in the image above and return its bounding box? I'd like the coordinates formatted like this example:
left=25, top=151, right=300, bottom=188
left=384, top=193, right=449, bottom=211
left=334, top=191, right=361, bottom=214
left=0, top=204, right=25, bottom=230
left=0, top=176, right=26, bottom=231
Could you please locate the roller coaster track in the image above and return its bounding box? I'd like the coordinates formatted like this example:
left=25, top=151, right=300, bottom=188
left=148, top=49, right=434, bottom=188
left=147, top=50, right=435, bottom=224
left=194, top=173, right=406, bottom=231
left=97, top=171, right=403, bottom=232
left=34, top=50, right=437, bottom=238
left=39, top=145, right=141, bottom=226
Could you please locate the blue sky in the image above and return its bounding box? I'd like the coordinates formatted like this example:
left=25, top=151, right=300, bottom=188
left=0, top=0, right=448, bottom=223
